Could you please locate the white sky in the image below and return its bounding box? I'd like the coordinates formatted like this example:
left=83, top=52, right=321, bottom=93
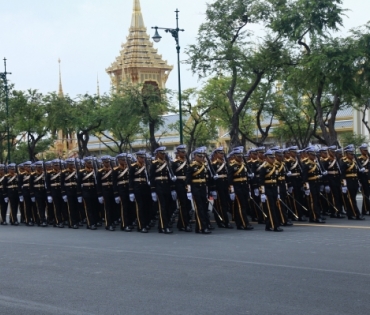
left=0, top=0, right=368, bottom=98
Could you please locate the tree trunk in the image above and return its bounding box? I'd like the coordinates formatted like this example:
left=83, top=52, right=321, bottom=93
left=148, top=119, right=159, bottom=153
left=77, top=131, right=91, bottom=158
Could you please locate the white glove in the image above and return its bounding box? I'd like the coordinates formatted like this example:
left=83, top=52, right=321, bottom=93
left=129, top=193, right=135, bottom=202
left=322, top=171, right=328, bottom=176
left=230, top=193, right=235, bottom=201
left=31, top=197, right=35, bottom=203
left=62, top=195, right=68, bottom=202
left=286, top=171, right=292, bottom=177
left=98, top=196, right=104, bottom=204
left=320, top=185, right=324, bottom=192
left=325, top=186, right=330, bottom=193
left=305, top=190, right=310, bottom=196
left=19, top=195, right=24, bottom=202
left=151, top=192, right=158, bottom=202
left=47, top=196, right=53, bottom=203
left=187, top=193, right=193, bottom=200
left=171, top=190, right=177, bottom=201
left=277, top=194, right=280, bottom=200
left=4, top=197, right=8, bottom=203
left=115, top=197, right=121, bottom=204
left=360, top=167, right=366, bottom=173
left=342, top=186, right=348, bottom=194
left=288, top=187, right=293, bottom=194
left=254, top=189, right=260, bottom=197
left=78, top=196, right=83, bottom=203
left=171, top=176, right=177, bottom=182
left=213, top=174, right=219, bottom=180
left=260, top=194, right=266, bottom=203
left=211, top=191, right=217, bottom=199
left=248, top=173, right=254, bottom=179
left=358, top=186, right=362, bottom=193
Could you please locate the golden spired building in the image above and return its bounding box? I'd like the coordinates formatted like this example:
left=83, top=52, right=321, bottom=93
left=106, top=0, right=173, bottom=90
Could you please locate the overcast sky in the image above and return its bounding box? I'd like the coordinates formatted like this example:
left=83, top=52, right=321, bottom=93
left=0, top=0, right=368, bottom=98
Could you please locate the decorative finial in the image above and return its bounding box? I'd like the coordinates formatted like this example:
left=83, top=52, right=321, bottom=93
left=97, top=73, right=100, bottom=97
left=58, top=58, right=64, bottom=97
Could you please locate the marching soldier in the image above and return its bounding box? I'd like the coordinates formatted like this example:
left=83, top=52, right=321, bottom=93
left=97, top=155, right=117, bottom=231
left=3, top=163, right=20, bottom=225
left=46, top=159, right=64, bottom=228
left=0, top=165, right=8, bottom=225
left=129, top=150, right=151, bottom=233
left=18, top=161, right=34, bottom=226
left=172, top=145, right=192, bottom=232
left=150, top=146, right=177, bottom=234
left=250, top=147, right=266, bottom=223
left=211, top=146, right=232, bottom=228
left=285, top=146, right=307, bottom=221
left=259, top=149, right=283, bottom=231
left=61, top=158, right=79, bottom=229
left=30, top=161, right=48, bottom=226
left=186, top=147, right=216, bottom=234
left=113, top=153, right=132, bottom=232
left=227, top=148, right=254, bottom=230
left=340, top=145, right=366, bottom=220
left=357, top=144, right=370, bottom=215
left=302, top=147, right=326, bottom=223
left=77, top=157, right=99, bottom=230
left=323, top=146, right=345, bottom=218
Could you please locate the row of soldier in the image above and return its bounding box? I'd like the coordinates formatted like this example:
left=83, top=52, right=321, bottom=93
left=0, top=143, right=367, bottom=234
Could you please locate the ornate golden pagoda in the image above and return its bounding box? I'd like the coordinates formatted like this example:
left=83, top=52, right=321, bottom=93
left=106, top=0, right=173, bottom=90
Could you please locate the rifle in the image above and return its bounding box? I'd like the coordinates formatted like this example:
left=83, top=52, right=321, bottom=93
left=92, top=157, right=98, bottom=184
left=205, top=153, right=217, bottom=179
left=165, top=153, right=177, bottom=181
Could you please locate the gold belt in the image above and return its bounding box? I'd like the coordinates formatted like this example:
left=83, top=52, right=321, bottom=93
left=217, top=174, right=227, bottom=178
left=134, top=178, right=147, bottom=182
left=176, top=176, right=186, bottom=180
left=34, top=184, right=44, bottom=188
left=192, top=179, right=206, bottom=183
left=22, top=184, right=30, bottom=187
left=345, top=174, right=357, bottom=178
left=277, top=176, right=285, bottom=181
left=290, top=173, right=300, bottom=177
left=265, top=179, right=277, bottom=184
left=102, top=182, right=113, bottom=186
left=308, top=175, right=320, bottom=181
left=7, top=185, right=17, bottom=189
left=327, top=171, right=338, bottom=175
left=64, top=182, right=77, bottom=186
left=117, top=180, right=129, bottom=185
left=233, top=177, right=247, bottom=182
left=82, top=182, right=95, bottom=187
left=51, top=183, right=60, bottom=187
left=155, top=176, right=168, bottom=181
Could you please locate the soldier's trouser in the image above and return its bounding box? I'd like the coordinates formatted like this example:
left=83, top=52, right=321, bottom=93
left=214, top=183, right=230, bottom=226
left=35, top=190, right=47, bottom=223
left=263, top=187, right=280, bottom=230
left=344, top=179, right=361, bottom=218
left=133, top=186, right=151, bottom=230
left=82, top=191, right=98, bottom=227
left=192, top=185, right=208, bottom=232
left=8, top=191, right=19, bottom=224
left=233, top=184, right=250, bottom=228
left=156, top=186, right=172, bottom=230
left=66, top=193, right=79, bottom=226
left=0, top=197, right=8, bottom=223
left=175, top=181, right=190, bottom=229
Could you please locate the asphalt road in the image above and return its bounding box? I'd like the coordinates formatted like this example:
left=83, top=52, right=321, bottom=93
left=1, top=212, right=370, bottom=315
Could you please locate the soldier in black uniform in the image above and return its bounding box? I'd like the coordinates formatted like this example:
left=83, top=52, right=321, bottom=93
left=3, top=163, right=19, bottom=225
left=77, top=157, right=99, bottom=230
left=323, top=146, right=345, bottom=218
left=113, top=153, right=132, bottom=232
left=259, top=150, right=283, bottom=232
left=18, top=161, right=34, bottom=226
left=0, top=164, right=8, bottom=225
left=357, top=144, right=370, bottom=215
left=172, top=145, right=192, bottom=232
left=340, top=145, right=366, bottom=220
left=274, top=149, right=293, bottom=226
left=302, top=147, right=326, bottom=223
left=46, top=159, right=64, bottom=228
left=150, top=146, right=177, bottom=234
left=96, top=155, right=116, bottom=231
left=227, top=149, right=254, bottom=231
left=250, top=147, right=266, bottom=223
left=61, top=158, right=79, bottom=229
left=285, top=146, right=307, bottom=221
left=129, top=150, right=151, bottom=233
left=211, top=147, right=232, bottom=228
left=30, top=161, right=48, bottom=226
left=186, top=147, right=216, bottom=234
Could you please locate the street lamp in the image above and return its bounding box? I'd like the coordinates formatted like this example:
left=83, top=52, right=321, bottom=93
left=152, top=9, right=185, bottom=144
left=0, top=58, right=11, bottom=163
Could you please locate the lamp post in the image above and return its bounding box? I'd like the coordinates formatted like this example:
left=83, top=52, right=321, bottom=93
left=152, top=9, right=185, bottom=144
left=0, top=58, right=11, bottom=163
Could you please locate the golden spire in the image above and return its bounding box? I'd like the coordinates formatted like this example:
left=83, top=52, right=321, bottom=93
left=131, top=0, right=145, bottom=29
left=58, top=58, right=64, bottom=97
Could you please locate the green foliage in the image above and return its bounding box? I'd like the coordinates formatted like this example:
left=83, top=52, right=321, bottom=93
left=339, top=132, right=368, bottom=148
